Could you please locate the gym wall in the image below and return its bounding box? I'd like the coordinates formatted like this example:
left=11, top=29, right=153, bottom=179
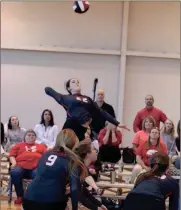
left=1, top=2, right=180, bottom=146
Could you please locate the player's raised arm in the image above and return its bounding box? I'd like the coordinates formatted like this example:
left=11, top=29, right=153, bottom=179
left=45, top=87, right=65, bottom=105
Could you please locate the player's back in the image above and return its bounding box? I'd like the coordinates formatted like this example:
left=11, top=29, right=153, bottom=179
left=24, top=151, right=70, bottom=203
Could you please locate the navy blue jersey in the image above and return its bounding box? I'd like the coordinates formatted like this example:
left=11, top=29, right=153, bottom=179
left=45, top=87, right=119, bottom=127
left=62, top=118, right=88, bottom=141
left=24, top=151, right=81, bottom=210
left=131, top=175, right=179, bottom=210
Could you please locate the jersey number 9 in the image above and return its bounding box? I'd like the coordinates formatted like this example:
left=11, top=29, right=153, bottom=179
left=46, top=155, right=58, bottom=166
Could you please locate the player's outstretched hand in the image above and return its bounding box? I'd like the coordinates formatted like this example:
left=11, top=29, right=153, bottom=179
left=118, top=124, right=130, bottom=131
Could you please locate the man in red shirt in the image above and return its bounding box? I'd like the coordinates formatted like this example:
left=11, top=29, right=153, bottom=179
left=133, top=95, right=167, bottom=133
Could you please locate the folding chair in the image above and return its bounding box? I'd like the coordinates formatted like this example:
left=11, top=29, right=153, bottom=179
left=1, top=156, right=10, bottom=196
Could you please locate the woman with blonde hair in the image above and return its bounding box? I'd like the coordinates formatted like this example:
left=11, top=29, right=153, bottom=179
left=161, top=119, right=177, bottom=156
left=23, top=129, right=87, bottom=210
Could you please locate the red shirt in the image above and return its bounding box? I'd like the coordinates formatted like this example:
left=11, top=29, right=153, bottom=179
left=133, top=107, right=167, bottom=133
left=132, top=130, right=149, bottom=147
left=9, top=142, right=47, bottom=170
left=98, top=128, right=122, bottom=147
left=132, top=130, right=164, bottom=147
left=136, top=141, right=167, bottom=166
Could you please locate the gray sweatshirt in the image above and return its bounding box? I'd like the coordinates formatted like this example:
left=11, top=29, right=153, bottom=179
left=161, top=133, right=177, bottom=156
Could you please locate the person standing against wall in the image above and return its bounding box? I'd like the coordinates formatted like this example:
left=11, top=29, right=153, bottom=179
left=92, top=89, right=116, bottom=136
left=34, top=109, right=59, bottom=149
left=1, top=122, right=5, bottom=146
left=1, top=122, right=5, bottom=154
left=133, top=95, right=167, bottom=133
left=4, top=116, right=26, bottom=151
left=175, top=120, right=180, bottom=153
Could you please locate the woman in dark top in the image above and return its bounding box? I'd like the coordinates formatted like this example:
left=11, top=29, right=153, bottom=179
left=1, top=122, right=5, bottom=146
left=23, top=129, right=87, bottom=210
left=123, top=152, right=179, bottom=210
left=175, top=120, right=180, bottom=152
left=45, top=78, right=130, bottom=141
left=74, top=140, right=107, bottom=210
left=1, top=122, right=5, bottom=153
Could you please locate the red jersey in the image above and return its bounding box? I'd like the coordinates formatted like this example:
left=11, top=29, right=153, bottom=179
left=133, top=107, right=167, bottom=133
left=9, top=142, right=47, bottom=170
left=98, top=128, right=122, bottom=147
left=136, top=141, right=167, bottom=166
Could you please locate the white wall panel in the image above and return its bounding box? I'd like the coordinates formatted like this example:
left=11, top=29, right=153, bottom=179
left=1, top=2, right=123, bottom=50
left=1, top=50, right=120, bottom=129
left=127, top=2, right=180, bottom=54
left=123, top=57, right=180, bottom=146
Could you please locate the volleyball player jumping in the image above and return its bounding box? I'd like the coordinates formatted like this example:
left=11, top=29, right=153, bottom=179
left=45, top=78, right=130, bottom=141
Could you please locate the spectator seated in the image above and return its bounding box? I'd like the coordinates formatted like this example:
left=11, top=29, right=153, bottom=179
left=9, top=129, right=47, bottom=204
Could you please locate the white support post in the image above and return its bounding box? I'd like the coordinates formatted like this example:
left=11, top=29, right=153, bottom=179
left=117, top=1, right=129, bottom=123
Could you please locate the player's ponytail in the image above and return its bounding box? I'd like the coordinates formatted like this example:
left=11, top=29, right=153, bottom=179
left=134, top=152, right=169, bottom=187
left=74, top=140, right=92, bottom=160
left=53, top=129, right=87, bottom=181
left=65, top=79, right=72, bottom=95
left=63, top=145, right=87, bottom=181
left=134, top=164, right=159, bottom=187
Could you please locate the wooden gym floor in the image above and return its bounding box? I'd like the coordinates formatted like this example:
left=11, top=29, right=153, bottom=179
left=1, top=200, right=21, bottom=210
left=0, top=197, right=86, bottom=210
